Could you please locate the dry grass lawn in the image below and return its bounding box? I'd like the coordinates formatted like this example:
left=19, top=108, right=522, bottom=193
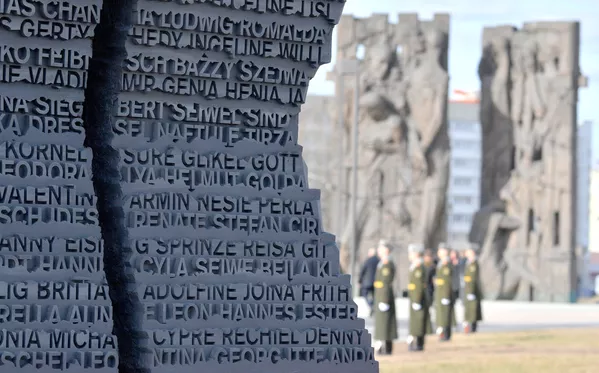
left=378, top=328, right=599, bottom=373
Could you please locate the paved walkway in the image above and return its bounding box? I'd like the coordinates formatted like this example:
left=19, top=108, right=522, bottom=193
left=356, top=297, right=599, bottom=341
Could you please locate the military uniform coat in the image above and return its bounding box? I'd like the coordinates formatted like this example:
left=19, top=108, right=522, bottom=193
left=424, top=263, right=436, bottom=305
left=434, top=261, right=455, bottom=328
left=408, top=261, right=432, bottom=337
left=463, top=260, right=483, bottom=323
left=374, top=261, right=398, bottom=341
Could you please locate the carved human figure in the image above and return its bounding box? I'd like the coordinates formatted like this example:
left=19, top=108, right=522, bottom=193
left=474, top=25, right=580, bottom=302
left=338, top=35, right=408, bottom=257
left=533, top=39, right=574, bottom=156
left=357, top=33, right=406, bottom=165
left=405, top=28, right=450, bottom=249
left=360, top=33, right=399, bottom=94
left=478, top=36, right=513, bottom=205
left=511, top=38, right=546, bottom=170
left=469, top=200, right=521, bottom=299
left=336, top=21, right=450, bottom=270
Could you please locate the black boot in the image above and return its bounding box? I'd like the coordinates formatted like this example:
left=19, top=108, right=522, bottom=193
left=440, top=327, right=452, bottom=341
left=385, top=341, right=393, bottom=355
left=415, top=336, right=425, bottom=351
left=472, top=322, right=478, bottom=333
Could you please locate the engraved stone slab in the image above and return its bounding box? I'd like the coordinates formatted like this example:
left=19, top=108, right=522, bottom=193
left=1, top=0, right=377, bottom=372
left=0, top=1, right=116, bottom=372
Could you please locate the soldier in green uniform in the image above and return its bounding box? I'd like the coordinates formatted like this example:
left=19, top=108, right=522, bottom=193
left=406, top=243, right=432, bottom=352
left=373, top=241, right=397, bottom=355
left=463, top=243, right=483, bottom=333
left=434, top=244, right=454, bottom=341
left=423, top=249, right=437, bottom=335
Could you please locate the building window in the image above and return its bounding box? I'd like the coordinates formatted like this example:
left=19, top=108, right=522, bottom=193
left=453, top=158, right=467, bottom=167
left=452, top=214, right=472, bottom=223
left=453, top=140, right=478, bottom=149
left=453, top=158, right=479, bottom=167
left=449, top=233, right=469, bottom=243
left=454, top=177, right=473, bottom=186
left=451, top=121, right=479, bottom=131
left=453, top=196, right=473, bottom=205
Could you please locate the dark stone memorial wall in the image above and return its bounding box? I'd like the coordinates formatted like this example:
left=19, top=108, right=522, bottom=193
left=0, top=0, right=377, bottom=372
left=0, top=1, right=116, bottom=372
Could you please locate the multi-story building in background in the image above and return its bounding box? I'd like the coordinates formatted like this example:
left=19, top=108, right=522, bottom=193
left=446, top=92, right=481, bottom=246
left=577, top=121, right=593, bottom=251
left=588, top=168, right=599, bottom=294
left=585, top=121, right=599, bottom=294
left=590, top=166, right=599, bottom=253
left=585, top=121, right=599, bottom=253
left=576, top=121, right=595, bottom=295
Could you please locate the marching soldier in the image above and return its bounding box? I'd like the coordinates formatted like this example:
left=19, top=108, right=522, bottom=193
left=423, top=249, right=437, bottom=335
left=449, top=248, right=461, bottom=331
left=423, top=249, right=436, bottom=304
left=463, top=243, right=483, bottom=333
left=373, top=241, right=397, bottom=355
left=449, top=249, right=463, bottom=303
left=434, top=243, right=455, bottom=341
left=406, top=244, right=432, bottom=352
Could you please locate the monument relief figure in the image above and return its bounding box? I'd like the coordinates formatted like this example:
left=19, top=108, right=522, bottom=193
left=533, top=38, right=576, bottom=158
left=478, top=36, right=513, bottom=206
left=469, top=200, right=521, bottom=299
left=472, top=22, right=582, bottom=302
left=331, top=14, right=451, bottom=289
left=511, top=38, right=546, bottom=170
left=405, top=29, right=450, bottom=250
left=337, top=33, right=406, bottom=266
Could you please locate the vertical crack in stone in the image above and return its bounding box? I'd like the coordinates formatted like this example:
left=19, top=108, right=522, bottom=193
left=82, top=1, right=149, bottom=372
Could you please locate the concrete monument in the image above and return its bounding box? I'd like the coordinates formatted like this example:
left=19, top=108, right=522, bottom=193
left=331, top=14, right=451, bottom=287
left=472, top=22, right=583, bottom=302
left=0, top=0, right=377, bottom=372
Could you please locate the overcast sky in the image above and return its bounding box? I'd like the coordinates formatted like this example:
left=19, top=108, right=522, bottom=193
left=308, top=0, right=599, bottom=130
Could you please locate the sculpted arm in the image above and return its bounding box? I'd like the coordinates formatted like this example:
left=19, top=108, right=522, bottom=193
left=529, top=75, right=546, bottom=116
left=491, top=49, right=511, bottom=118
left=420, top=78, right=448, bottom=152
left=511, top=76, right=523, bottom=123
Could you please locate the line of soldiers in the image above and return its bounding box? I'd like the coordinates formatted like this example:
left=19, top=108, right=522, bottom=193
left=372, top=241, right=483, bottom=355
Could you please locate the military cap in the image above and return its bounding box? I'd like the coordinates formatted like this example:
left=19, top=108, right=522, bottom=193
left=407, top=243, right=424, bottom=253
left=377, top=240, right=393, bottom=252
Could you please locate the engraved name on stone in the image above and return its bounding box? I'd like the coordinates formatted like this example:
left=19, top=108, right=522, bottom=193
left=0, top=0, right=116, bottom=371
left=1, top=0, right=376, bottom=371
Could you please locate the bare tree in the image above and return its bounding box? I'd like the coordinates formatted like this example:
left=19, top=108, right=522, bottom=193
left=83, top=1, right=149, bottom=372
